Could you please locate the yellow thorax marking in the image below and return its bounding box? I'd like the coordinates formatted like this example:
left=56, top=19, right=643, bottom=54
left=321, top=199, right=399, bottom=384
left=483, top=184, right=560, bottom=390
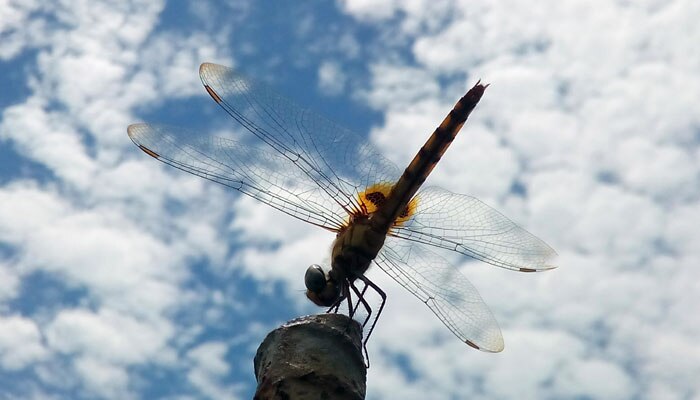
left=357, top=183, right=419, bottom=227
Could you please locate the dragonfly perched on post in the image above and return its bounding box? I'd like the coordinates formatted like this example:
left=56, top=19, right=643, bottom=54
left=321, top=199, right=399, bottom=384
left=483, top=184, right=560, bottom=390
left=128, top=63, right=557, bottom=361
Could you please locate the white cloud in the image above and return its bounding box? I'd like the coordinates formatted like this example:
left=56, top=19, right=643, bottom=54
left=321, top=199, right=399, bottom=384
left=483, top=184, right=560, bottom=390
left=45, top=308, right=174, bottom=365
left=487, top=330, right=634, bottom=400
left=186, top=342, right=242, bottom=400
left=338, top=0, right=455, bottom=35
left=0, top=260, right=21, bottom=302
left=30, top=304, right=179, bottom=396
left=1, top=1, right=231, bottom=166
left=337, top=0, right=399, bottom=21
left=0, top=100, right=97, bottom=188
left=0, top=0, right=47, bottom=60
left=73, top=356, right=130, bottom=399
left=573, top=185, right=663, bottom=265
left=666, top=202, right=700, bottom=256
left=0, top=0, right=236, bottom=397
left=0, top=315, right=48, bottom=370
left=317, top=60, right=346, bottom=96
left=0, top=182, right=191, bottom=315
left=361, top=63, right=440, bottom=111
left=556, top=359, right=633, bottom=399
left=614, top=136, right=698, bottom=201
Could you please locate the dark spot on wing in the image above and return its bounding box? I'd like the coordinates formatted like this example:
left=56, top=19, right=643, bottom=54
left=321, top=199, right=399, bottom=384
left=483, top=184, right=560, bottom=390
left=204, top=85, right=222, bottom=104
left=138, top=145, right=159, bottom=159
left=465, top=340, right=480, bottom=350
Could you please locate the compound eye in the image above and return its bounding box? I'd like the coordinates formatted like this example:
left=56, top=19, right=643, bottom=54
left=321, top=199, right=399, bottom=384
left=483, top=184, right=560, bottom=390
left=304, top=264, right=326, bottom=293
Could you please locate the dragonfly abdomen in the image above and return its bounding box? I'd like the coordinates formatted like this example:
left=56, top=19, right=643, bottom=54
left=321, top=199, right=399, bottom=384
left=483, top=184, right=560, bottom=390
left=372, top=82, right=488, bottom=233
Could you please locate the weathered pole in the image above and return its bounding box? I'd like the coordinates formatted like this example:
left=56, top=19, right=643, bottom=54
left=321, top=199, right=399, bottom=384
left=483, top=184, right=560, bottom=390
left=254, top=314, right=366, bottom=400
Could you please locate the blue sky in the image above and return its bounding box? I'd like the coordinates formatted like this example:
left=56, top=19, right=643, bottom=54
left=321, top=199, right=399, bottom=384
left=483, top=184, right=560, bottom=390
left=1, top=1, right=699, bottom=399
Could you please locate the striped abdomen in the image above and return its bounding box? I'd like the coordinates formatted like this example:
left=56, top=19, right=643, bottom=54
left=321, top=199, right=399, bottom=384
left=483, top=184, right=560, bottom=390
left=371, top=82, right=488, bottom=233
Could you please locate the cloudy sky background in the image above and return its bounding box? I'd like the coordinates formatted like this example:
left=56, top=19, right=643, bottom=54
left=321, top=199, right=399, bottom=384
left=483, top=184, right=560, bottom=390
left=1, top=0, right=699, bottom=398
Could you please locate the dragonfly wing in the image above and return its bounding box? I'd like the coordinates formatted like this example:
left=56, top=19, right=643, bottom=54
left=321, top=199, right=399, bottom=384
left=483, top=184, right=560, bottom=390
left=392, top=186, right=557, bottom=272
left=128, top=123, right=349, bottom=230
left=376, top=236, right=504, bottom=352
left=199, top=63, right=402, bottom=214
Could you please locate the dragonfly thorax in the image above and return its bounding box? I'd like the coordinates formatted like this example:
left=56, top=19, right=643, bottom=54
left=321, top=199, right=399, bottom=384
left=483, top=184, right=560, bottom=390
left=332, top=219, right=386, bottom=278
left=305, top=218, right=386, bottom=307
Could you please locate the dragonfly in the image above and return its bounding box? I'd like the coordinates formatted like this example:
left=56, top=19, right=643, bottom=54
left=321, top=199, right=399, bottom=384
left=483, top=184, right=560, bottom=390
left=128, top=62, right=557, bottom=359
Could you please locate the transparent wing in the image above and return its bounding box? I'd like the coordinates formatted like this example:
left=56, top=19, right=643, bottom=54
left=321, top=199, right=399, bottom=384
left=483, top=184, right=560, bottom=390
left=392, top=186, right=557, bottom=272
left=198, top=62, right=401, bottom=217
left=128, top=123, right=350, bottom=230
left=376, top=236, right=504, bottom=352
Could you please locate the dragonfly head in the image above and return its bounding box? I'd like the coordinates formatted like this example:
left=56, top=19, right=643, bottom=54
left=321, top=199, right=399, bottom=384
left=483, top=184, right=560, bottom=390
left=305, top=264, right=341, bottom=307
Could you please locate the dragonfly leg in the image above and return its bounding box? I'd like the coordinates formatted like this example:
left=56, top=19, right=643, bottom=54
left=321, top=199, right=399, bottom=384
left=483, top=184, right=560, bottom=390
left=326, top=299, right=338, bottom=313
left=326, top=282, right=350, bottom=314
left=349, top=280, right=372, bottom=329
left=355, top=274, right=386, bottom=348
left=345, top=281, right=372, bottom=368
left=350, top=275, right=386, bottom=369
left=345, top=283, right=355, bottom=317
